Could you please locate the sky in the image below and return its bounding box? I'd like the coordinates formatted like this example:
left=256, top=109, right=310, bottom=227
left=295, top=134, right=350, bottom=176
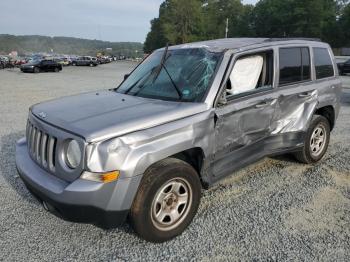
left=0, top=0, right=257, bottom=43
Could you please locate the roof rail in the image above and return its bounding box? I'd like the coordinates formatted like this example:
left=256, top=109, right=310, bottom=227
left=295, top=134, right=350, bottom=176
left=265, top=38, right=322, bottom=42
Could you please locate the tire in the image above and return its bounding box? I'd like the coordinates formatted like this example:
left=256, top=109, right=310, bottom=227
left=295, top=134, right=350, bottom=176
left=54, top=67, right=59, bottom=72
left=294, top=115, right=330, bottom=164
left=130, top=158, right=202, bottom=243
left=89, top=63, right=93, bottom=67
left=33, top=67, right=40, bottom=73
left=72, top=62, right=77, bottom=66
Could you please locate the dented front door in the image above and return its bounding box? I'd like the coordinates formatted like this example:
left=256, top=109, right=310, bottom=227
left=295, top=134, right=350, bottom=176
left=212, top=90, right=278, bottom=178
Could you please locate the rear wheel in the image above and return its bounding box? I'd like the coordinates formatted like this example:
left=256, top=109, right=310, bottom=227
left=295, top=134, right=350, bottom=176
left=130, top=158, right=202, bottom=242
left=33, top=67, right=40, bottom=73
left=294, top=115, right=330, bottom=164
left=54, top=67, right=59, bottom=72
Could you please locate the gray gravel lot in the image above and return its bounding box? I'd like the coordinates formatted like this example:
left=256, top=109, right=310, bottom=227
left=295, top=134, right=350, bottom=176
left=0, top=63, right=349, bottom=261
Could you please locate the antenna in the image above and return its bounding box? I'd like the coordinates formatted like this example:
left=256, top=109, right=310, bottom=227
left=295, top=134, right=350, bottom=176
left=225, top=18, right=229, bottom=38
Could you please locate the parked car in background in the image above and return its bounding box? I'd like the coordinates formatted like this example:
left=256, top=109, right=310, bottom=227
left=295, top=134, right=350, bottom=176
left=21, top=59, right=62, bottom=73
left=14, top=57, right=27, bottom=67
left=72, top=56, right=98, bottom=66
left=337, top=59, right=350, bottom=75
left=97, top=56, right=107, bottom=64
left=54, top=58, right=70, bottom=66
left=0, top=56, right=15, bottom=68
left=16, top=38, right=341, bottom=242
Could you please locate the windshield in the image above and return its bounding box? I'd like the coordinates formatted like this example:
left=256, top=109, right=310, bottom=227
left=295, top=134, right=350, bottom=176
left=116, top=48, right=222, bottom=102
left=27, top=59, right=40, bottom=64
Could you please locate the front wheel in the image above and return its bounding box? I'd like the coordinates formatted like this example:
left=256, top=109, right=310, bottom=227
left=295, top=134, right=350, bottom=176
left=294, top=115, right=330, bottom=164
left=130, top=158, right=202, bottom=242
left=33, top=67, right=40, bottom=73
left=54, top=67, right=59, bottom=72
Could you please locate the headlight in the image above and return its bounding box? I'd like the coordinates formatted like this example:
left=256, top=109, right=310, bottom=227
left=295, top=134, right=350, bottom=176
left=65, top=140, right=81, bottom=169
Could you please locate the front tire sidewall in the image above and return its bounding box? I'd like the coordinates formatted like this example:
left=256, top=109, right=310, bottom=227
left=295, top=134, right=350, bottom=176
left=131, top=159, right=201, bottom=243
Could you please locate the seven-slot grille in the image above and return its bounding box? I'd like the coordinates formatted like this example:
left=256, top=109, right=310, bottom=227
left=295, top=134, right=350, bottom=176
left=26, top=120, right=57, bottom=173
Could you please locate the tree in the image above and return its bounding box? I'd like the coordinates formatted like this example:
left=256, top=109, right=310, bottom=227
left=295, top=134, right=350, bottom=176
left=338, top=3, right=350, bottom=46
left=201, top=0, right=249, bottom=39
left=144, top=0, right=350, bottom=52
left=161, top=0, right=203, bottom=44
left=144, top=18, right=167, bottom=53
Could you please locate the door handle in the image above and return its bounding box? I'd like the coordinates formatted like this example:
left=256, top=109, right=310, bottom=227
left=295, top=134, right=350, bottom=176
left=298, top=92, right=312, bottom=98
left=255, top=99, right=277, bottom=108
left=255, top=101, right=269, bottom=108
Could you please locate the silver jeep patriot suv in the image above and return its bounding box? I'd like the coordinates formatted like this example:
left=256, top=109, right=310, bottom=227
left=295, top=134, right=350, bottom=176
left=16, top=38, right=342, bottom=242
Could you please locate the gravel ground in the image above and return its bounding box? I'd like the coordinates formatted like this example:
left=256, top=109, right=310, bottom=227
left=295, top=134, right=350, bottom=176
left=0, top=63, right=349, bottom=261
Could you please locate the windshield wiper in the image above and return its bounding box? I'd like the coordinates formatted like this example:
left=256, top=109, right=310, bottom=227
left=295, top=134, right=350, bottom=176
left=123, top=66, right=157, bottom=95
left=152, top=44, right=183, bottom=99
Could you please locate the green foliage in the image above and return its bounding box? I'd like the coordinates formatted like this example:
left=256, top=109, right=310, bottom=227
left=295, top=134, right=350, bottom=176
left=0, top=35, right=143, bottom=57
left=338, top=3, right=350, bottom=46
left=144, top=0, right=350, bottom=52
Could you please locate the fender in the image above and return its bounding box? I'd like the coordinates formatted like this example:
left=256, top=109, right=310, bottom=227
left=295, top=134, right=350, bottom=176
left=85, top=110, right=215, bottom=179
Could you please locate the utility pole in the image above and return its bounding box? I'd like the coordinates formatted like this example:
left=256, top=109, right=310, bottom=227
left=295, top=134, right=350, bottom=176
left=225, top=18, right=229, bottom=38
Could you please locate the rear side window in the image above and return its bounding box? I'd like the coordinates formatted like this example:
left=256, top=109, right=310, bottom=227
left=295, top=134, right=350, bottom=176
left=279, top=47, right=311, bottom=85
left=313, top=48, right=334, bottom=79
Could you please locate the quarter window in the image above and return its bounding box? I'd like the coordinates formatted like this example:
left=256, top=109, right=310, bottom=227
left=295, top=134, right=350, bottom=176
left=279, top=47, right=311, bottom=85
left=313, top=48, right=334, bottom=79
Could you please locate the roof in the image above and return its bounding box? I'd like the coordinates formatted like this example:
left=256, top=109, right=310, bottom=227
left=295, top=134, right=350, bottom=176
left=165, top=37, right=325, bottom=52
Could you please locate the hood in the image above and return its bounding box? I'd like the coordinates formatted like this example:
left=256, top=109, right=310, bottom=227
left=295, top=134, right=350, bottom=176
left=31, top=91, right=208, bottom=142
left=22, top=61, right=40, bottom=66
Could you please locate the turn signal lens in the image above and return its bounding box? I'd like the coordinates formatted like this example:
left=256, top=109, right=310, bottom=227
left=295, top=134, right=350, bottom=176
left=101, top=171, right=120, bottom=183
left=81, top=171, right=120, bottom=183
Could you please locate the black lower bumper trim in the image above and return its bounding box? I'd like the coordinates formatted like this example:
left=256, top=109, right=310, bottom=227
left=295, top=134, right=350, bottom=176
left=22, top=179, right=129, bottom=229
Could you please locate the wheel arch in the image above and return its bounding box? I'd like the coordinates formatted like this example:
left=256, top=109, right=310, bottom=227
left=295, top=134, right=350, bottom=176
left=314, top=105, right=335, bottom=131
left=170, top=147, right=205, bottom=185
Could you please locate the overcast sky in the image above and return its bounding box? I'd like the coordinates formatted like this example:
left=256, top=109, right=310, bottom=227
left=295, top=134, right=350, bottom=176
left=0, top=0, right=257, bottom=43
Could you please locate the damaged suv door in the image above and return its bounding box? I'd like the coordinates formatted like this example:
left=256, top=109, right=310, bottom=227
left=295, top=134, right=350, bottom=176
left=213, top=48, right=277, bottom=178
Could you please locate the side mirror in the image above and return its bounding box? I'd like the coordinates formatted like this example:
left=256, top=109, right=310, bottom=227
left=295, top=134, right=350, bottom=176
left=124, top=74, right=130, bottom=80
left=217, top=90, right=227, bottom=107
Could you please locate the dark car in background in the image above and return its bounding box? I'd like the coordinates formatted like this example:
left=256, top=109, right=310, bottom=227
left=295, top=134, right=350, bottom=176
left=72, top=56, right=98, bottom=66
left=21, top=59, right=62, bottom=73
left=337, top=59, right=350, bottom=75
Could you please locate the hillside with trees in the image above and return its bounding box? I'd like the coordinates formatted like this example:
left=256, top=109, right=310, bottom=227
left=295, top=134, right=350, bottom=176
left=0, top=34, right=143, bottom=57
left=144, top=0, right=350, bottom=52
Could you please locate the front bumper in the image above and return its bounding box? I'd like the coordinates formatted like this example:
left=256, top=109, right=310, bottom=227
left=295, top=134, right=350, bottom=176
left=16, top=138, right=142, bottom=228
left=21, top=67, right=34, bottom=73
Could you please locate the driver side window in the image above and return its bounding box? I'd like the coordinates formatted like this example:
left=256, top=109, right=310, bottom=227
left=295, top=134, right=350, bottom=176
left=226, top=50, right=274, bottom=97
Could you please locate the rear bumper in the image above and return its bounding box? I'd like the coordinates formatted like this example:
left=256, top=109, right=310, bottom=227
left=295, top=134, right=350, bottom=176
left=16, top=138, right=142, bottom=228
